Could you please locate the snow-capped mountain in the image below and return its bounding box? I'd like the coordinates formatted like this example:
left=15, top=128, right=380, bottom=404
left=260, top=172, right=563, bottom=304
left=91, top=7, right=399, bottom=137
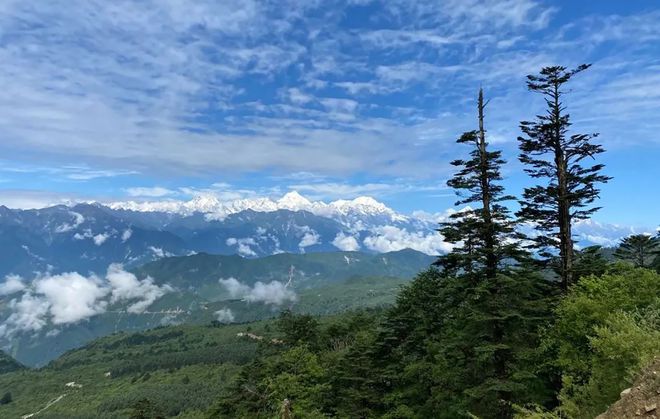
left=0, top=192, right=653, bottom=278
left=109, top=191, right=407, bottom=225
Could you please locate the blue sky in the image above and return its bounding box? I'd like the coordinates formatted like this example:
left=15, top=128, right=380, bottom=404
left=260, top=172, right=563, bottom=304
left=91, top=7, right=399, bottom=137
left=0, top=0, right=658, bottom=226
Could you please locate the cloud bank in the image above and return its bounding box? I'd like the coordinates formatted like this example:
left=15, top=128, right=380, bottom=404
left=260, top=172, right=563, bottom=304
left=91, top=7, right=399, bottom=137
left=0, top=265, right=172, bottom=338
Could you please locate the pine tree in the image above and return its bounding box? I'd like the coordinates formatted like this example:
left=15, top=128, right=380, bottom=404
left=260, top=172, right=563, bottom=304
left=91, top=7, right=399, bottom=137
left=573, top=245, right=609, bottom=279
left=517, top=64, right=611, bottom=290
left=436, top=88, right=526, bottom=279
left=614, top=234, right=660, bottom=268
left=426, top=89, right=554, bottom=418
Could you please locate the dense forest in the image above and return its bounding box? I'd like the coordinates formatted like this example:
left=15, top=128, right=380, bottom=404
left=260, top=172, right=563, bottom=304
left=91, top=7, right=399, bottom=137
left=1, top=64, right=658, bottom=418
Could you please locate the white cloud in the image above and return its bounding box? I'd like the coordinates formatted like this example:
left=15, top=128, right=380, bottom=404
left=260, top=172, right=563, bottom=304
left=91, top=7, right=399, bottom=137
left=93, top=233, right=110, bottom=246
left=149, top=246, right=173, bottom=258
left=218, top=277, right=251, bottom=298
left=55, top=211, right=85, bottom=233
left=34, top=272, right=108, bottom=325
left=106, top=264, right=173, bottom=313
left=0, top=189, right=78, bottom=210
left=298, top=230, right=320, bottom=248
left=226, top=237, right=258, bottom=257
left=363, top=226, right=452, bottom=255
left=121, top=228, right=133, bottom=242
left=332, top=232, right=360, bottom=251
left=125, top=187, right=176, bottom=197
left=0, top=265, right=172, bottom=337
left=0, top=275, right=26, bottom=296
left=245, top=281, right=297, bottom=305
left=0, top=0, right=655, bottom=188
left=218, top=277, right=296, bottom=306
left=0, top=293, right=50, bottom=337
left=214, top=308, right=235, bottom=323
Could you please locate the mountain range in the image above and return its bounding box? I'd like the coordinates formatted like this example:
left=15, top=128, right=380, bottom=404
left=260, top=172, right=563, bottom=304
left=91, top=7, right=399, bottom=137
left=0, top=191, right=650, bottom=366
left=0, top=191, right=648, bottom=278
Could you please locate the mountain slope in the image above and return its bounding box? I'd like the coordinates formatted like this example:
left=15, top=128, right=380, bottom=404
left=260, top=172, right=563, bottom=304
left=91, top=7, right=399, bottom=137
left=0, top=250, right=433, bottom=367
left=0, top=204, right=187, bottom=277
left=0, top=321, right=269, bottom=418
left=0, top=352, right=23, bottom=374
left=135, top=248, right=435, bottom=289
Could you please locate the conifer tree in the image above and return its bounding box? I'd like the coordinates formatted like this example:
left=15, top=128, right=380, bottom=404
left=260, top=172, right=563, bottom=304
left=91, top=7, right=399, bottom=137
left=428, top=89, right=553, bottom=418
left=437, top=88, right=525, bottom=279
left=614, top=234, right=660, bottom=268
left=517, top=64, right=610, bottom=290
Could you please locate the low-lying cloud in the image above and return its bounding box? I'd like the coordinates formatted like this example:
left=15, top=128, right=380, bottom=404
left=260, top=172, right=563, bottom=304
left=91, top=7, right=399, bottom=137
left=363, top=226, right=453, bottom=255
left=332, top=232, right=360, bottom=251
left=107, top=264, right=173, bottom=313
left=35, top=272, right=108, bottom=324
left=0, top=265, right=172, bottom=338
left=226, top=237, right=258, bottom=257
left=214, top=308, right=235, bottom=323
left=219, top=277, right=297, bottom=306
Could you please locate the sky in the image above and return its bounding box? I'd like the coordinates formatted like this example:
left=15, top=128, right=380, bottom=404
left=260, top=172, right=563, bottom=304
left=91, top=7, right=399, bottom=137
left=0, top=0, right=658, bottom=226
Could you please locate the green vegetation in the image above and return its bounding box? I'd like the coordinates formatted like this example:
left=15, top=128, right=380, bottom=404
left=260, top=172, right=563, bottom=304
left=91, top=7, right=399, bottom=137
left=0, top=266, right=657, bottom=418
left=214, top=265, right=659, bottom=419
left=135, top=249, right=434, bottom=289
left=0, top=351, right=24, bottom=374
left=542, top=265, right=660, bottom=418
left=6, top=249, right=431, bottom=368
left=614, top=233, right=660, bottom=268
left=0, top=321, right=269, bottom=418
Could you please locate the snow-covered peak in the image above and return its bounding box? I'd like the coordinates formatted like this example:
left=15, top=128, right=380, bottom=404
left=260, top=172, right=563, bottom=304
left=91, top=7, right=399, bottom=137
left=277, top=191, right=313, bottom=210
left=106, top=191, right=407, bottom=225
left=184, top=194, right=222, bottom=213
left=330, top=196, right=393, bottom=215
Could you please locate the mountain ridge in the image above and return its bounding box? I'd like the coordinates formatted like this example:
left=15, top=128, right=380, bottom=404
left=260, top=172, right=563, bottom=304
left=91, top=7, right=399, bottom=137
left=0, top=192, right=651, bottom=279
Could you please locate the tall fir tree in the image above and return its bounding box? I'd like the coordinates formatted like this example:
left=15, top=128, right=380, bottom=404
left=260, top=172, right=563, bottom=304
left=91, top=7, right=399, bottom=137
left=517, top=64, right=611, bottom=290
left=425, top=89, right=554, bottom=418
left=437, top=88, right=526, bottom=279
left=614, top=233, right=660, bottom=268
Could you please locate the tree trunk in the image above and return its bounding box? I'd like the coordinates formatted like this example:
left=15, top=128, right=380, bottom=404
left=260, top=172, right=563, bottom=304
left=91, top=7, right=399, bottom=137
left=477, top=88, right=497, bottom=279
left=552, top=83, right=573, bottom=290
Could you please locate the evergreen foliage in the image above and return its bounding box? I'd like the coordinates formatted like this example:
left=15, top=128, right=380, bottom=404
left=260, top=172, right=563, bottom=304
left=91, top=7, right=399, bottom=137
left=517, top=64, right=610, bottom=290
left=614, top=233, right=660, bottom=268
left=377, top=268, right=556, bottom=418
left=572, top=245, right=610, bottom=280
left=437, top=88, right=526, bottom=280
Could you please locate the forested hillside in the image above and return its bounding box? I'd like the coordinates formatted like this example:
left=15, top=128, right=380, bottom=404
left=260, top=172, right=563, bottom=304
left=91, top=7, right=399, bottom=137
left=0, top=264, right=657, bottom=418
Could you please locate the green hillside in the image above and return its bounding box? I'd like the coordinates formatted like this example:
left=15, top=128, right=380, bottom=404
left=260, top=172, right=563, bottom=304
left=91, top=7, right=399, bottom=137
left=0, top=310, right=379, bottom=418
left=6, top=273, right=413, bottom=368
left=135, top=249, right=434, bottom=289
left=0, top=321, right=270, bottom=418
left=0, top=352, right=24, bottom=375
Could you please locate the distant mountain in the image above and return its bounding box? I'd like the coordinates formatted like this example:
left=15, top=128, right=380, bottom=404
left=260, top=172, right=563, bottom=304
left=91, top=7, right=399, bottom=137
left=109, top=191, right=408, bottom=225
left=1, top=192, right=642, bottom=278
left=0, top=203, right=187, bottom=277
left=136, top=248, right=434, bottom=289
